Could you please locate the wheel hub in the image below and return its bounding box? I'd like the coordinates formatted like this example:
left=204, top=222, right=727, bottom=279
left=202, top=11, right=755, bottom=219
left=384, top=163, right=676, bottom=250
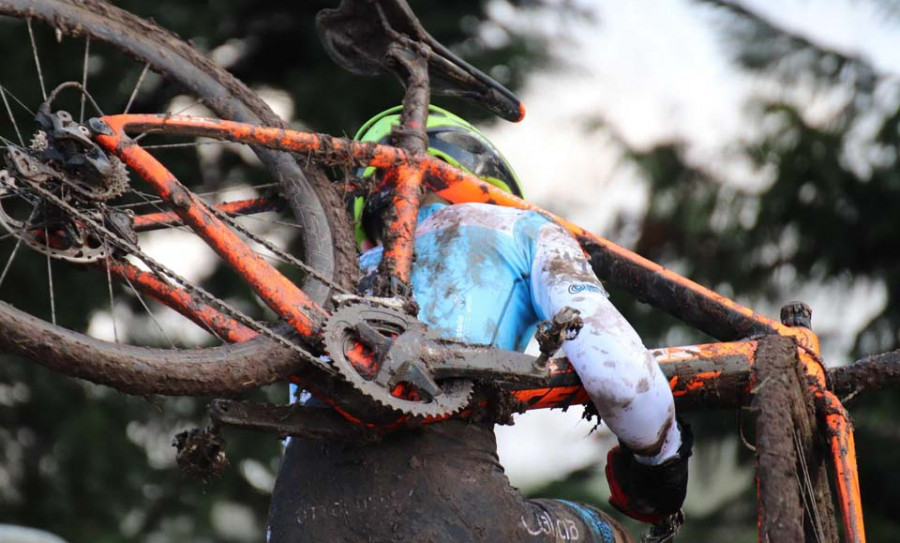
left=0, top=87, right=132, bottom=263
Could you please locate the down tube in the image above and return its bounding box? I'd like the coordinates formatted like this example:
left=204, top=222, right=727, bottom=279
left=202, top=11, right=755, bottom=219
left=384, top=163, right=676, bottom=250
left=514, top=341, right=758, bottom=411
left=819, top=388, right=866, bottom=543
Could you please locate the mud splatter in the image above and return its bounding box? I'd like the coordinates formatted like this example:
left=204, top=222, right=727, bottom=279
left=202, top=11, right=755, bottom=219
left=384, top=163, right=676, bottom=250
left=635, top=377, right=650, bottom=393
left=630, top=408, right=674, bottom=458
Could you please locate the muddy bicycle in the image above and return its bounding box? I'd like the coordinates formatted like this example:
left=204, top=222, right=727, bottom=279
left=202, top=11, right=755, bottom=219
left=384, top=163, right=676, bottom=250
left=0, top=1, right=896, bottom=541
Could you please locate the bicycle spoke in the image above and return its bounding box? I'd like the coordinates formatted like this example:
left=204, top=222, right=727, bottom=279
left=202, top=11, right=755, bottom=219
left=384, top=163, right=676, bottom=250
left=114, top=182, right=281, bottom=210
left=0, top=83, right=35, bottom=117
left=171, top=98, right=206, bottom=116
left=131, top=129, right=161, bottom=144
left=27, top=18, right=48, bottom=102
left=238, top=211, right=308, bottom=232
left=79, top=36, right=90, bottom=123
left=0, top=206, right=38, bottom=288
left=123, top=63, right=150, bottom=115
left=1, top=85, right=25, bottom=146
left=104, top=256, right=119, bottom=343
left=127, top=188, right=195, bottom=234
left=119, top=265, right=178, bottom=348
left=794, top=428, right=825, bottom=543
left=0, top=236, right=24, bottom=287
left=43, top=217, right=56, bottom=325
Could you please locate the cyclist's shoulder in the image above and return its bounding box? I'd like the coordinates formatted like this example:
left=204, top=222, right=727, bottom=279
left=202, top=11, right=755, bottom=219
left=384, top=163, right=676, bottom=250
left=422, top=202, right=551, bottom=234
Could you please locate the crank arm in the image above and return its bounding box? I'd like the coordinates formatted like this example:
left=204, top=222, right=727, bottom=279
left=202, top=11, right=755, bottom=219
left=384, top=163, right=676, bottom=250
left=428, top=344, right=551, bottom=386
left=379, top=329, right=550, bottom=388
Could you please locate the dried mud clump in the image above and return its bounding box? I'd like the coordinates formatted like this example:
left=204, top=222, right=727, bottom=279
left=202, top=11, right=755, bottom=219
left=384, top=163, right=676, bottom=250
left=173, top=427, right=230, bottom=480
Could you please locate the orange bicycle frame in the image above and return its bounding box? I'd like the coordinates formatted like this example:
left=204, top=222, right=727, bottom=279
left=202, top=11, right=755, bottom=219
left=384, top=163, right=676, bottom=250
left=93, top=113, right=865, bottom=542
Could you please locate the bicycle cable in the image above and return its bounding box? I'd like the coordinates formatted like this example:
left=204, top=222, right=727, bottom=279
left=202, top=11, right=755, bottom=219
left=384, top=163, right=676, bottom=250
left=793, top=427, right=826, bottom=543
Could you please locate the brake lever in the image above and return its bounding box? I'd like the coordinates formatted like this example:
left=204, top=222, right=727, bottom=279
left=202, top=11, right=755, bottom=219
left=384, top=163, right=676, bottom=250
left=641, top=511, right=684, bottom=543
left=316, top=0, right=525, bottom=122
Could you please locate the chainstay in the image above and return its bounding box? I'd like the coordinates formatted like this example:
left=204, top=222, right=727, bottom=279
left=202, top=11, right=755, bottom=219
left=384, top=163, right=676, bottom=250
left=13, top=175, right=334, bottom=375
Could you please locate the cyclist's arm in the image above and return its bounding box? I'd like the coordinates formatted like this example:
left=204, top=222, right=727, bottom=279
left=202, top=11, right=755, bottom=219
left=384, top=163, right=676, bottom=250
left=529, top=221, right=681, bottom=463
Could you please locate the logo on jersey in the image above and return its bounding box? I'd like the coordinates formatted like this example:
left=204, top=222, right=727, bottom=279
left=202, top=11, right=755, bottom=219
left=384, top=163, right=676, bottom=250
left=568, top=283, right=606, bottom=295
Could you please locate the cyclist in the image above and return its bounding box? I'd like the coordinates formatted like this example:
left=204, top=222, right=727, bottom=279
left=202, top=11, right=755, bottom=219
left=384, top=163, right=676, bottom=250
left=267, top=105, right=692, bottom=542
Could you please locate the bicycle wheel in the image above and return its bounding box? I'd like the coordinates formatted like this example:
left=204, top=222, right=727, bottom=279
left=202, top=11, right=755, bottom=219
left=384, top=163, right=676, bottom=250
left=0, top=0, right=355, bottom=395
left=752, top=336, right=839, bottom=543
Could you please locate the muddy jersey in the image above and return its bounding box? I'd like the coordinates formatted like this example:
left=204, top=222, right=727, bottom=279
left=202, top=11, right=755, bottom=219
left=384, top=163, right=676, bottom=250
left=271, top=202, right=679, bottom=542
left=359, top=203, right=679, bottom=461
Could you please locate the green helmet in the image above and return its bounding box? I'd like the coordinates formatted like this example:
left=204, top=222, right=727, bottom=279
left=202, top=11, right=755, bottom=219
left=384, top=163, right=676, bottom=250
left=351, top=105, right=523, bottom=246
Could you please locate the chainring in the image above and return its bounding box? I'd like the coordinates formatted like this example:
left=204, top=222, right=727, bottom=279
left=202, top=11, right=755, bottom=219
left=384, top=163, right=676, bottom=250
left=323, top=302, right=473, bottom=418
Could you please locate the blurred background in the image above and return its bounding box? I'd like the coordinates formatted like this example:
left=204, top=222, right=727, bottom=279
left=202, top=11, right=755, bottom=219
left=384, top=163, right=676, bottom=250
left=1, top=0, right=900, bottom=541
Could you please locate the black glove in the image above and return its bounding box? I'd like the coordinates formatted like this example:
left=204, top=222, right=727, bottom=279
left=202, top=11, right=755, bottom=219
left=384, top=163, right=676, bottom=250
left=605, top=420, right=693, bottom=524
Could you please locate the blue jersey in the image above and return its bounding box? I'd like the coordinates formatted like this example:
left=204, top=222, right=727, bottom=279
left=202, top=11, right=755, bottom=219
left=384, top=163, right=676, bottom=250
left=277, top=205, right=681, bottom=541
left=326, top=202, right=680, bottom=462
left=360, top=202, right=679, bottom=462
left=360, top=203, right=551, bottom=352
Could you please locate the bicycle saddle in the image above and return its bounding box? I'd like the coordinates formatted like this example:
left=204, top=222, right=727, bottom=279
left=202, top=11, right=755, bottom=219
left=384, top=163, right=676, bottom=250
left=316, top=0, right=526, bottom=122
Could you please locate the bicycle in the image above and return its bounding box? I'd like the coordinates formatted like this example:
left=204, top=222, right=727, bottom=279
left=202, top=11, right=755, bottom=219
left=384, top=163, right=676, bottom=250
left=0, top=1, right=893, bottom=541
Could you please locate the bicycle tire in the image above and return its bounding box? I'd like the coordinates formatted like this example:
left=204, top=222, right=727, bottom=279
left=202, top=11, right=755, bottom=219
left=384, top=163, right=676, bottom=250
left=0, top=0, right=355, bottom=395
left=752, top=336, right=839, bottom=543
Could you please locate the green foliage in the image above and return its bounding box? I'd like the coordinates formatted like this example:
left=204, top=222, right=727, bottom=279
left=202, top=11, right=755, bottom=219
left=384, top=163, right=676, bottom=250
left=598, top=0, right=900, bottom=538
left=623, top=2, right=900, bottom=356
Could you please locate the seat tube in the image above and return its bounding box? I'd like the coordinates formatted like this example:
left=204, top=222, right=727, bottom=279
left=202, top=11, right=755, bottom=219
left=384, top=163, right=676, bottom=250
left=377, top=163, right=423, bottom=296
left=375, top=45, right=430, bottom=300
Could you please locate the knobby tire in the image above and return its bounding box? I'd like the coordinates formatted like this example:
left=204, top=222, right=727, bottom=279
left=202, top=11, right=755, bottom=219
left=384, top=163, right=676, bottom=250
left=0, top=0, right=355, bottom=395
left=752, top=336, right=839, bottom=543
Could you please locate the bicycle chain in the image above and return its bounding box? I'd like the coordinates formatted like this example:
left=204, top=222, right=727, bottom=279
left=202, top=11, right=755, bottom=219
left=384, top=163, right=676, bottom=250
left=7, top=168, right=334, bottom=374
left=5, top=137, right=471, bottom=417
left=204, top=198, right=352, bottom=297
left=11, top=170, right=476, bottom=418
